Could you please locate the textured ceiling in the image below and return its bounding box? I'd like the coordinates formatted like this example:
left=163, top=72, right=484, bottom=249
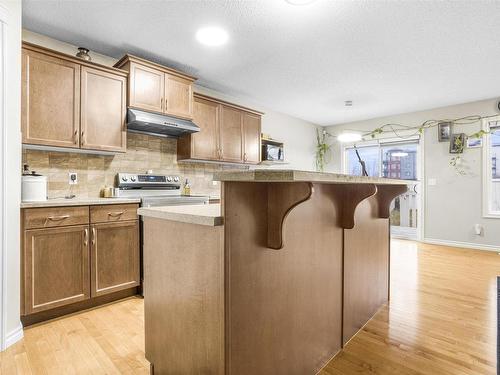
left=22, top=0, right=500, bottom=126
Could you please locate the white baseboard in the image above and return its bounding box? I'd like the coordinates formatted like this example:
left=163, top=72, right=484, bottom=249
left=4, top=322, right=23, bottom=350
left=422, top=238, right=500, bottom=253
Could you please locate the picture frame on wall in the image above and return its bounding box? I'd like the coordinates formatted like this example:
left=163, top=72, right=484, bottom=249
left=438, top=121, right=453, bottom=142
left=466, top=137, right=483, bottom=148
left=449, top=133, right=466, bottom=154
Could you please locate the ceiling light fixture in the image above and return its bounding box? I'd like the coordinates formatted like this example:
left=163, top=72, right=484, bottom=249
left=196, top=26, right=229, bottom=46
left=344, top=100, right=353, bottom=107
left=337, top=132, right=362, bottom=143
left=285, top=0, right=317, bottom=5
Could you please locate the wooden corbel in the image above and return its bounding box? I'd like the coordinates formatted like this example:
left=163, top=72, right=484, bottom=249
left=375, top=184, right=409, bottom=218
left=326, top=184, right=377, bottom=229
left=267, top=182, right=313, bottom=250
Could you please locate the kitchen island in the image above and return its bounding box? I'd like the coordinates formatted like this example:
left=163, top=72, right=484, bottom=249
left=139, top=170, right=409, bottom=375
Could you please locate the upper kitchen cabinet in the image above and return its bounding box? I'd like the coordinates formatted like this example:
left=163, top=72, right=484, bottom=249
left=219, top=105, right=243, bottom=162
left=80, top=67, right=127, bottom=152
left=21, top=42, right=128, bottom=153
left=242, top=112, right=261, bottom=163
left=114, top=55, right=196, bottom=120
left=22, top=48, right=81, bottom=148
left=178, top=93, right=262, bottom=165
left=178, top=94, right=219, bottom=161
left=128, top=62, right=164, bottom=113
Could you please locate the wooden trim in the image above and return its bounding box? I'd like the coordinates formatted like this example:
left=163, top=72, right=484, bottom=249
left=194, top=92, right=264, bottom=116
left=374, top=184, right=408, bottom=218
left=267, top=182, right=313, bottom=249
left=325, top=184, right=377, bottom=229
left=22, top=41, right=128, bottom=77
left=21, top=289, right=138, bottom=326
left=114, top=54, right=196, bottom=81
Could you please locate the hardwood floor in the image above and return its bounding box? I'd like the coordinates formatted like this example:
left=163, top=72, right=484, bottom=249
left=1, top=240, right=498, bottom=374
left=320, top=240, right=498, bottom=375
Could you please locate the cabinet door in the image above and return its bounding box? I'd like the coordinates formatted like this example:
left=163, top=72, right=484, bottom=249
left=165, top=74, right=193, bottom=119
left=24, top=225, right=90, bottom=314
left=219, top=105, right=243, bottom=162
left=91, top=220, right=140, bottom=297
left=129, top=62, right=165, bottom=113
left=22, top=48, right=80, bottom=148
left=242, top=112, right=261, bottom=164
left=190, top=96, right=219, bottom=160
left=81, top=67, right=127, bottom=152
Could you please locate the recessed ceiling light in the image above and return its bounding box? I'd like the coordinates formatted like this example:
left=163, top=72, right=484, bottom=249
left=344, top=100, right=353, bottom=107
left=285, top=0, right=317, bottom=5
left=196, top=26, right=229, bottom=47
left=337, top=132, right=362, bottom=143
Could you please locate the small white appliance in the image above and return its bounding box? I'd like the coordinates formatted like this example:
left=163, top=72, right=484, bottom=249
left=22, top=171, right=47, bottom=202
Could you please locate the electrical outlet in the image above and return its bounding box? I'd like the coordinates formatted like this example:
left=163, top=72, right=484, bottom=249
left=212, top=180, right=219, bottom=186
left=69, top=172, right=78, bottom=185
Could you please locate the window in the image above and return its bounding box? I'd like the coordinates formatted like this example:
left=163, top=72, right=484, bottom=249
left=344, top=142, right=418, bottom=181
left=345, top=146, right=380, bottom=177
left=483, top=119, right=500, bottom=216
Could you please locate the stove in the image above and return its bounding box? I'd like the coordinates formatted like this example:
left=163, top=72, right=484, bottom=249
left=116, top=172, right=209, bottom=207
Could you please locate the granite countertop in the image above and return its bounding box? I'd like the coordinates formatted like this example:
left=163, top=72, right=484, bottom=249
left=213, top=169, right=414, bottom=185
left=20, top=197, right=141, bottom=208
left=138, top=204, right=223, bottom=226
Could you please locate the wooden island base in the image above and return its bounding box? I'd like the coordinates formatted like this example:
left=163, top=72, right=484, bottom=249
left=140, top=170, right=408, bottom=375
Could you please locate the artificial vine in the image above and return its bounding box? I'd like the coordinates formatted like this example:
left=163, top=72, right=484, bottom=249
left=315, top=114, right=498, bottom=174
left=315, top=129, right=331, bottom=172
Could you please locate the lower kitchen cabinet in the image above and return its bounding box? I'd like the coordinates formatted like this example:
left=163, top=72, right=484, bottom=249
left=24, top=225, right=90, bottom=314
left=91, top=220, right=140, bottom=297
left=21, top=203, right=140, bottom=323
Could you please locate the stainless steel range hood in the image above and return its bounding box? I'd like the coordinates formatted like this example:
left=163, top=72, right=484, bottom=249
left=126, top=108, right=200, bottom=138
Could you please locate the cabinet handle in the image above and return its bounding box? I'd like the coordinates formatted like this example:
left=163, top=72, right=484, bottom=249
left=91, top=227, right=96, bottom=246
left=108, top=211, right=124, bottom=217
left=219, top=149, right=223, bottom=159
left=74, top=130, right=78, bottom=144
left=81, top=130, right=85, bottom=146
left=160, top=98, right=163, bottom=111
left=84, top=228, right=88, bottom=246
left=47, top=215, right=70, bottom=221
left=244, top=153, right=248, bottom=162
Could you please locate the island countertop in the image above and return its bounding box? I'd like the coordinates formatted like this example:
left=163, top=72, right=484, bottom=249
left=213, top=169, right=413, bottom=184
left=138, top=203, right=223, bottom=226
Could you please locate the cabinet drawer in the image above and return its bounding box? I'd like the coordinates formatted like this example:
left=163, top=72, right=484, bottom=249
left=24, top=206, right=89, bottom=229
left=90, top=204, right=138, bottom=223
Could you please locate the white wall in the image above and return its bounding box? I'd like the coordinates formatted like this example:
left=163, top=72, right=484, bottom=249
left=22, top=30, right=320, bottom=171
left=324, top=98, right=500, bottom=250
left=2, top=0, right=22, bottom=349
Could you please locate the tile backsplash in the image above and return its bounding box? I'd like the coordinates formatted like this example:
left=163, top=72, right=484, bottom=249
left=23, top=133, right=246, bottom=199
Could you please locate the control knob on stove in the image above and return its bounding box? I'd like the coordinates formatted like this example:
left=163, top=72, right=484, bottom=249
left=166, top=176, right=173, bottom=182
left=130, top=176, right=136, bottom=182
left=173, top=176, right=180, bottom=182
left=121, top=176, right=128, bottom=182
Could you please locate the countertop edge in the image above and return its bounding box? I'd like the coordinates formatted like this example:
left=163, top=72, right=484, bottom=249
left=20, top=198, right=141, bottom=208
left=138, top=207, right=223, bottom=227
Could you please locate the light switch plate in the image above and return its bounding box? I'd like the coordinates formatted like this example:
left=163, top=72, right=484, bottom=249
left=69, top=172, right=78, bottom=185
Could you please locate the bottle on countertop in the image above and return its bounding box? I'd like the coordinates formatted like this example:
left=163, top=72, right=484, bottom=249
left=183, top=178, right=191, bottom=196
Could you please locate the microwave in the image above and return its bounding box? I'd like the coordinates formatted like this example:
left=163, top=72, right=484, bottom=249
left=262, top=143, right=284, bottom=161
